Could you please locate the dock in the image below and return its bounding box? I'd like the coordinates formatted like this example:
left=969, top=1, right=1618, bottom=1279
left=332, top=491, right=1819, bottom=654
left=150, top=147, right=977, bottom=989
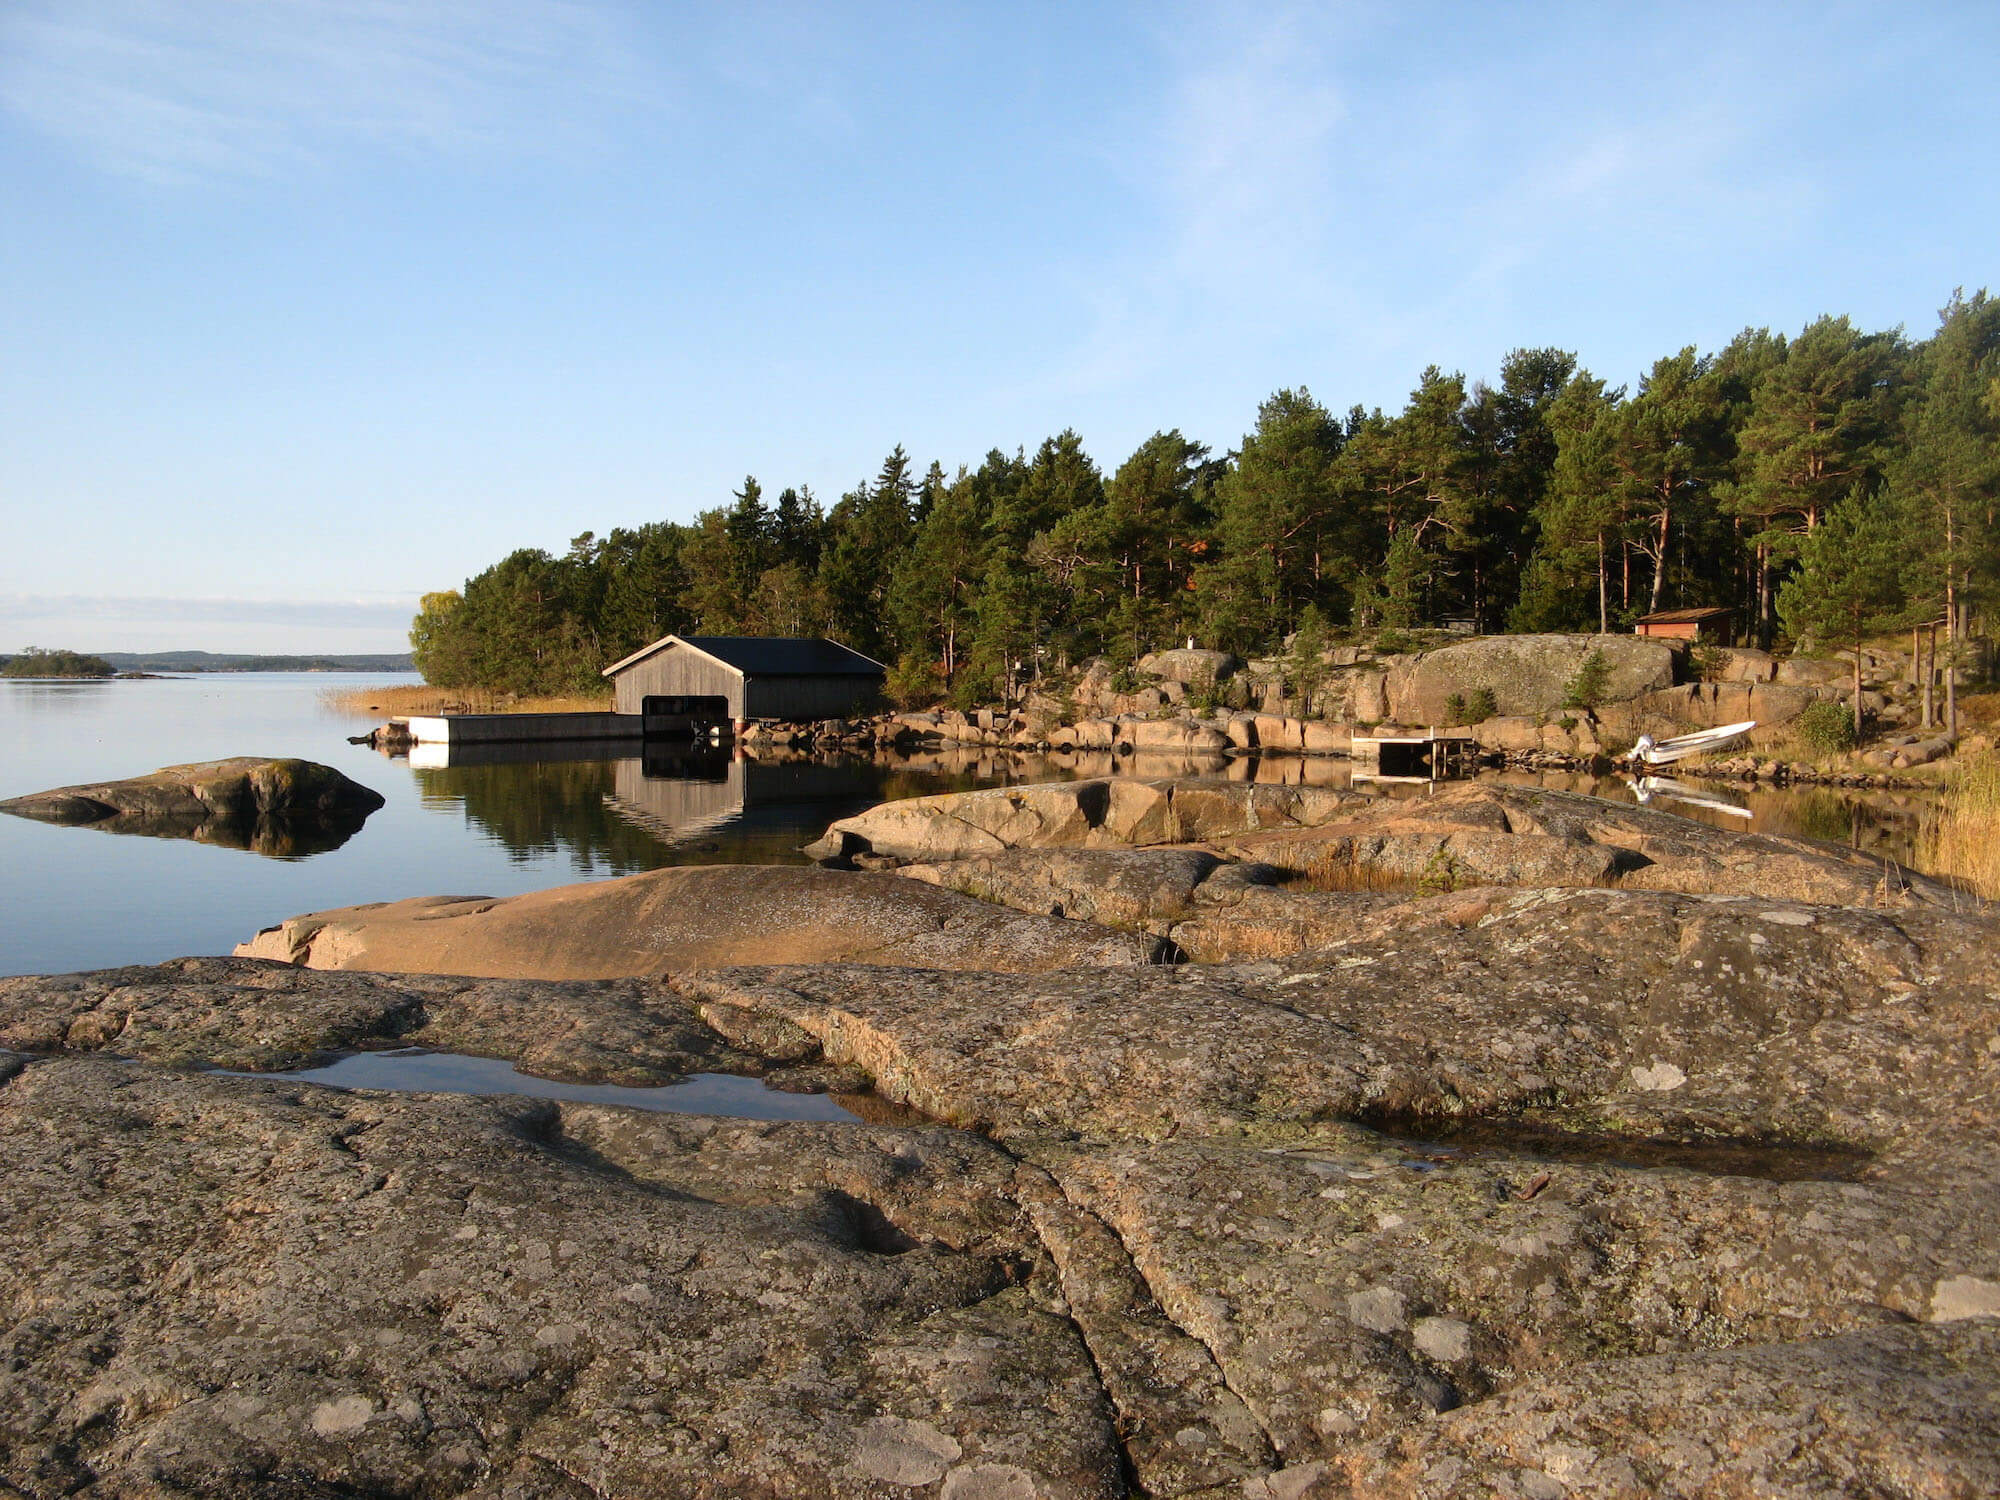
left=1350, top=728, right=1481, bottom=782
left=397, top=712, right=643, bottom=746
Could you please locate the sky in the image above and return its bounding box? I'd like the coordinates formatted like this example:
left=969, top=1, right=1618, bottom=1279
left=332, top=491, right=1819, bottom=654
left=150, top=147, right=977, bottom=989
left=2, top=1, right=1995, bottom=654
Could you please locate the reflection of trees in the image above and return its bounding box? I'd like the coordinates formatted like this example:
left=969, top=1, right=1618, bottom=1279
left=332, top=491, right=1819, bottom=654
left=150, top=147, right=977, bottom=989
left=413, top=759, right=672, bottom=876
left=410, top=752, right=1065, bottom=876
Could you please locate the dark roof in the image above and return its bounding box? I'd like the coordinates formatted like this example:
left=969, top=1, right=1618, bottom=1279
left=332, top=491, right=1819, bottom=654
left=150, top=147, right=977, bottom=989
left=603, top=635, right=886, bottom=679
left=1634, top=607, right=1733, bottom=625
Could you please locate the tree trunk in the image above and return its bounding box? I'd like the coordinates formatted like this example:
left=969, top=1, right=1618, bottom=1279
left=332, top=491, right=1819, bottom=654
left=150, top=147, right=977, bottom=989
left=1596, top=530, right=1609, bottom=634
left=1648, top=504, right=1671, bottom=613
left=1913, top=624, right=1927, bottom=730
left=1852, top=640, right=1865, bottom=742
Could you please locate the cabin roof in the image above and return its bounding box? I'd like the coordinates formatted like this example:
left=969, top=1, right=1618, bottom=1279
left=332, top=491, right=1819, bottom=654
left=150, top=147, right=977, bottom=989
left=602, top=634, right=887, bottom=679
left=1634, top=606, right=1733, bottom=625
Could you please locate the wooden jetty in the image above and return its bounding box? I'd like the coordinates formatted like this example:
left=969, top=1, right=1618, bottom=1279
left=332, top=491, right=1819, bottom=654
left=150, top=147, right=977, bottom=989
left=1350, top=728, right=1480, bottom=782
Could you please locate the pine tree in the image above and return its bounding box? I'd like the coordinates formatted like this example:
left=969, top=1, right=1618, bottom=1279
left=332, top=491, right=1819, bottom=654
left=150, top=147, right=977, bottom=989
left=1777, top=488, right=1905, bottom=738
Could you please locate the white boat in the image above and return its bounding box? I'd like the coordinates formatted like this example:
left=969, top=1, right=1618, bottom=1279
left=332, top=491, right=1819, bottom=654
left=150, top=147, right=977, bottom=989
left=1627, top=720, right=1756, bottom=767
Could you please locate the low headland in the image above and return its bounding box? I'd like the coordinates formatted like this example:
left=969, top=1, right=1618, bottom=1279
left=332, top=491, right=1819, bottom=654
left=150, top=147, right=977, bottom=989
left=3, top=757, right=1998, bottom=1493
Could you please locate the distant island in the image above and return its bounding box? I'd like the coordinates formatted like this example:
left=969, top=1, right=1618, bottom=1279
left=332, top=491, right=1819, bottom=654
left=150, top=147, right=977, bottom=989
left=99, top=651, right=417, bottom=673
left=2, top=650, right=415, bottom=677
left=1, top=648, right=114, bottom=679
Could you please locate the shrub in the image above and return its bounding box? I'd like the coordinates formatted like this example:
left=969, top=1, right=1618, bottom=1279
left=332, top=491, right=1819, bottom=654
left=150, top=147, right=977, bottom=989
left=1466, top=687, right=1497, bottom=722
left=1444, top=692, right=1468, bottom=724
left=1187, top=665, right=1222, bottom=715
left=1375, top=628, right=1414, bottom=655
left=885, top=651, right=943, bottom=710
left=1793, top=699, right=1857, bottom=755
left=1416, top=849, right=1465, bottom=895
left=1690, top=642, right=1727, bottom=684
left=1563, top=649, right=1611, bottom=710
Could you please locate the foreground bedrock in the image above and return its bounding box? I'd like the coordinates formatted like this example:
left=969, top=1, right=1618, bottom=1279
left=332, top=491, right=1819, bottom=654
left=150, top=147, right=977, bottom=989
left=5, top=863, right=1999, bottom=1497
left=233, top=865, right=1167, bottom=978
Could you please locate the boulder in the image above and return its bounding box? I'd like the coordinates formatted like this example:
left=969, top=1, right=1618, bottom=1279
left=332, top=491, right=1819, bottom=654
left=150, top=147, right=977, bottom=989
left=233, top=864, right=1168, bottom=978
left=1776, top=656, right=1850, bottom=686
left=1717, top=647, right=1777, bottom=682
left=1137, top=648, right=1242, bottom=684
left=1300, top=720, right=1350, bottom=755
left=1386, top=635, right=1675, bottom=723
left=1470, top=715, right=1542, bottom=753
left=1205, top=781, right=1965, bottom=908
left=0, top=758, right=385, bottom=856
left=1120, top=717, right=1231, bottom=754
left=1251, top=714, right=1306, bottom=752
left=807, top=779, right=1364, bottom=863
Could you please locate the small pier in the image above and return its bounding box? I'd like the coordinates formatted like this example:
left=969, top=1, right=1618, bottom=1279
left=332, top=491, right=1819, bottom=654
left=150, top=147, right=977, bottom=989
left=1351, top=729, right=1480, bottom=782
left=398, top=712, right=642, bottom=746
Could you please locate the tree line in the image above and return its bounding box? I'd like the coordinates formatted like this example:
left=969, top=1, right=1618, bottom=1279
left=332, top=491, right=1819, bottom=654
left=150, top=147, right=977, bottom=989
left=412, top=292, right=1999, bottom=706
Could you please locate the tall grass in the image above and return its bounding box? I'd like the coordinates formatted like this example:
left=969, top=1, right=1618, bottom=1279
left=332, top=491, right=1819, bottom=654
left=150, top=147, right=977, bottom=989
left=319, top=683, right=613, bottom=718
left=1918, top=755, right=2000, bottom=900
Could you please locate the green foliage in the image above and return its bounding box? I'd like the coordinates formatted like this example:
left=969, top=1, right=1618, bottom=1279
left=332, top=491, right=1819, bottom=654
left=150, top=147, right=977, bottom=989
left=884, top=651, right=943, bottom=710
left=1689, top=642, right=1728, bottom=684
left=1187, top=664, right=1223, bottom=715
left=1284, top=604, right=1332, bottom=714
left=1416, top=849, right=1466, bottom=895
left=408, top=292, right=1999, bottom=715
left=1778, top=487, right=1905, bottom=736
left=1444, top=691, right=1467, bottom=724
left=1563, top=649, right=1611, bottom=709
left=1793, top=699, right=1858, bottom=755
left=3, top=647, right=113, bottom=678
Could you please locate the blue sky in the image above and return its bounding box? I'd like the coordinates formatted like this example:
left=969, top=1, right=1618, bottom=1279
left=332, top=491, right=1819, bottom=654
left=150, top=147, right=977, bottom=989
left=2, top=0, right=1994, bottom=653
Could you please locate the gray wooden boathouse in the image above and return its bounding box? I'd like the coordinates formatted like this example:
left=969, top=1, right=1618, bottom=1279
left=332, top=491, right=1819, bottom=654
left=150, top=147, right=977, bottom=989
left=601, top=635, right=887, bottom=727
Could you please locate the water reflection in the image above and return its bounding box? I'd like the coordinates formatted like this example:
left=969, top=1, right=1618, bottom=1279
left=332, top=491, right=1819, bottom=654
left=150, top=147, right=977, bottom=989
left=3, top=679, right=116, bottom=714
left=397, top=736, right=1935, bottom=877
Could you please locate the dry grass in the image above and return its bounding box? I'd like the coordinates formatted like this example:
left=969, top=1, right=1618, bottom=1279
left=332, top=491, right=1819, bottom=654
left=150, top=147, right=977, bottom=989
left=1918, top=754, right=2000, bottom=900
left=319, top=683, right=613, bottom=718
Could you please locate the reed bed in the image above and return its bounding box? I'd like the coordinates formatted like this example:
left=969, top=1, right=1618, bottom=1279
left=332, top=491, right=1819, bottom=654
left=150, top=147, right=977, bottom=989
left=1918, top=754, right=2000, bottom=900
left=318, top=683, right=613, bottom=718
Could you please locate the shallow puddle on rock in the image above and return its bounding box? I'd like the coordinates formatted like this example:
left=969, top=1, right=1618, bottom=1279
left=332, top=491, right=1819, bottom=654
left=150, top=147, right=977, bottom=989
left=1364, top=1116, right=1873, bottom=1182
left=222, top=1050, right=870, bottom=1123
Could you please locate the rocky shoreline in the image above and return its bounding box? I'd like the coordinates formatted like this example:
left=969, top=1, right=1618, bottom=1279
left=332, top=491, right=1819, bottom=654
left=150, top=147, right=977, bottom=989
left=2, top=774, right=1997, bottom=1496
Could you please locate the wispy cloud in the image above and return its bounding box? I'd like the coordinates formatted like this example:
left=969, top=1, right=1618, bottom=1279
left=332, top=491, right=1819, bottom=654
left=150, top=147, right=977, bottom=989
left=1040, top=2, right=1357, bottom=408
left=0, top=594, right=416, bottom=629
left=0, top=0, right=644, bottom=182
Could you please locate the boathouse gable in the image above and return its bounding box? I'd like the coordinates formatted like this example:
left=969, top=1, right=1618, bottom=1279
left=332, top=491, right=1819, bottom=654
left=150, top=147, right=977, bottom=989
left=602, top=635, right=887, bottom=722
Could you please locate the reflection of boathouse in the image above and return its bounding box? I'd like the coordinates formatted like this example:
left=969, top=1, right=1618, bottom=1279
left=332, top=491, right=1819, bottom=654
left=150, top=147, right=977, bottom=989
left=609, top=750, right=895, bottom=851
left=601, top=635, right=887, bottom=730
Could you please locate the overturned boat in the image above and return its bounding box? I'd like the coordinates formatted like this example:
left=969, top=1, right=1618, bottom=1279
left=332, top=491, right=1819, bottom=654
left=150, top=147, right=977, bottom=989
left=1628, top=720, right=1757, bottom=767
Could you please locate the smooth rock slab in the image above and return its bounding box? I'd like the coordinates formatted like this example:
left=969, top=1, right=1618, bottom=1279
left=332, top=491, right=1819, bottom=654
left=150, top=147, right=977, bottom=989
left=234, top=864, right=1168, bottom=978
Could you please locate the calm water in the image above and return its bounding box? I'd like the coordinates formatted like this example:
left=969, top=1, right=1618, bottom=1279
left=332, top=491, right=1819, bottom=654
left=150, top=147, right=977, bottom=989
left=0, top=673, right=1940, bottom=978
left=219, top=1050, right=865, bottom=1122
left=0, top=674, right=1055, bottom=977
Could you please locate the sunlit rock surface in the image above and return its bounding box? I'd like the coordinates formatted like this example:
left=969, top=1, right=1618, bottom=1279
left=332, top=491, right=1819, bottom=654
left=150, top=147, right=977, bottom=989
left=233, top=865, right=1168, bottom=977
left=0, top=757, right=385, bottom=856
left=4, top=858, right=1999, bottom=1496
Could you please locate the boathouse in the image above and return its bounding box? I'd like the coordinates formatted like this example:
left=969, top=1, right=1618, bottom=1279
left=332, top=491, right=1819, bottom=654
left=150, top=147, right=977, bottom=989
left=601, top=635, right=887, bottom=726
left=1634, top=606, right=1733, bottom=643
